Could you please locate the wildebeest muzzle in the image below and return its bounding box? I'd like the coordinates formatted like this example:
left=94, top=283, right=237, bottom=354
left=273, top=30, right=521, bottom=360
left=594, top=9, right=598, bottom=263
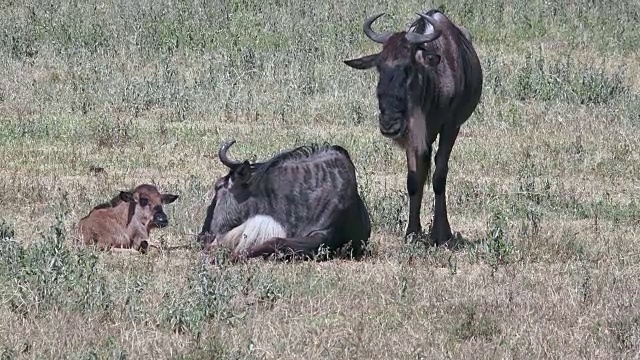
left=378, top=112, right=406, bottom=138
left=377, top=89, right=408, bottom=139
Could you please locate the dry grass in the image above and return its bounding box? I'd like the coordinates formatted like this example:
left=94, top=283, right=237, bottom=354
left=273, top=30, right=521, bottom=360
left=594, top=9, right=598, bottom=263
left=1, top=0, right=640, bottom=358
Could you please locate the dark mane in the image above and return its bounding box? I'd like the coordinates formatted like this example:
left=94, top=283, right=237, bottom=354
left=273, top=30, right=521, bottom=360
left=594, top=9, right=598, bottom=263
left=380, top=32, right=411, bottom=59
left=88, top=184, right=139, bottom=215
left=248, top=143, right=336, bottom=184
left=90, top=193, right=123, bottom=213
left=88, top=188, right=138, bottom=226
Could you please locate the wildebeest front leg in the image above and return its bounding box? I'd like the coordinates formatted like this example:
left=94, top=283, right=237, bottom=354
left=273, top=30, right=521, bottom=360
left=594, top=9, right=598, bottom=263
left=233, top=231, right=330, bottom=261
left=405, top=145, right=432, bottom=241
left=431, top=125, right=460, bottom=246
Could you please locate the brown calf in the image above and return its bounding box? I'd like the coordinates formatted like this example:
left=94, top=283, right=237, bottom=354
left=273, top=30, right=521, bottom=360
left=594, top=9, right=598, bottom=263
left=76, top=184, right=179, bottom=254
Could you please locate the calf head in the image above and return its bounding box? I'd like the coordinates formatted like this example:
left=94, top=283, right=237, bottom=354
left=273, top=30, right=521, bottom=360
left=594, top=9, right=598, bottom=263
left=344, top=12, right=443, bottom=139
left=119, top=184, right=179, bottom=231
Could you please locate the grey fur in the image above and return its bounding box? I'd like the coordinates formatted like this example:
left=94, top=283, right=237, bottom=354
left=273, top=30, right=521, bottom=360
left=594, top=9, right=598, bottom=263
left=199, top=141, right=372, bottom=261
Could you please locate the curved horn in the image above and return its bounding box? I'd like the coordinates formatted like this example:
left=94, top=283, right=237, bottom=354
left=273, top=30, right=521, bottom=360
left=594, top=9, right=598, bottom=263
left=405, top=13, right=443, bottom=44
left=218, top=139, right=243, bottom=168
left=363, top=12, right=393, bottom=44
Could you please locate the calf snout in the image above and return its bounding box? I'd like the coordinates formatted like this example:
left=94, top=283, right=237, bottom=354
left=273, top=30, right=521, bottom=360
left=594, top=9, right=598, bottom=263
left=153, top=212, right=169, bottom=228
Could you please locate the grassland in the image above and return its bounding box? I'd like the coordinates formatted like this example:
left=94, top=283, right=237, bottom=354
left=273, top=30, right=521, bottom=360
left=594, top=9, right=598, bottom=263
left=0, top=0, right=639, bottom=358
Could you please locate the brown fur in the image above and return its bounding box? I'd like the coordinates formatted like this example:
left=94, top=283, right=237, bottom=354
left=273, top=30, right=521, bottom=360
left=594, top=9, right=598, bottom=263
left=75, top=184, right=178, bottom=254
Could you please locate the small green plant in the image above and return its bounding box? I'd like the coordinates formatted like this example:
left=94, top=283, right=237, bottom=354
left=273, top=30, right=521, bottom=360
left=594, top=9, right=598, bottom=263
left=0, top=219, right=15, bottom=240
left=453, top=304, right=501, bottom=341
left=253, top=271, right=287, bottom=306
left=448, top=253, right=458, bottom=275
left=484, top=211, right=513, bottom=271
left=91, top=116, right=137, bottom=148
left=400, top=239, right=435, bottom=261
left=608, top=315, right=640, bottom=353
left=1, top=347, right=17, bottom=360
left=160, top=256, right=247, bottom=336
left=366, top=189, right=407, bottom=234
left=509, top=49, right=630, bottom=105
left=0, top=210, right=113, bottom=318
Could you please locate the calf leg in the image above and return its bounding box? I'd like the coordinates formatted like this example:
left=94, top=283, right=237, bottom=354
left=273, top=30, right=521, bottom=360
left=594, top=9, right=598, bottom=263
left=405, top=145, right=432, bottom=241
left=147, top=241, right=163, bottom=253
left=431, top=125, right=460, bottom=246
left=109, top=247, right=142, bottom=255
left=233, top=231, right=330, bottom=262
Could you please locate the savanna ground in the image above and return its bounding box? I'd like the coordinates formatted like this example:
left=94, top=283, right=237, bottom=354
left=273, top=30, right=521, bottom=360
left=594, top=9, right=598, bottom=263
left=0, top=0, right=639, bottom=358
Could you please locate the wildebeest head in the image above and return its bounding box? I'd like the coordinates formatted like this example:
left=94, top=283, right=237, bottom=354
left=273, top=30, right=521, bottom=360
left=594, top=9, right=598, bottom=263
left=213, top=139, right=256, bottom=197
left=197, top=139, right=256, bottom=248
left=344, top=12, right=443, bottom=139
left=119, top=184, right=179, bottom=230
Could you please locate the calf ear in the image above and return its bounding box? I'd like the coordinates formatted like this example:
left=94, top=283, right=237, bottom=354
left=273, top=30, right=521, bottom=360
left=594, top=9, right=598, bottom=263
left=232, top=160, right=252, bottom=185
left=161, top=193, right=179, bottom=204
left=119, top=191, right=135, bottom=202
left=344, top=53, right=379, bottom=70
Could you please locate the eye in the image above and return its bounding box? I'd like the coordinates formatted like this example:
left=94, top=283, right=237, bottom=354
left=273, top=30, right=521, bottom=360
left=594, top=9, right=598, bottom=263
left=139, top=197, right=149, bottom=207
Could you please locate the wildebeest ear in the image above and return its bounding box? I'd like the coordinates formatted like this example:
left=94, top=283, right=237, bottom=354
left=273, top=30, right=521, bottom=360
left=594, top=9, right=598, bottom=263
left=161, top=193, right=179, bottom=204
left=232, top=160, right=252, bottom=185
left=343, top=53, right=379, bottom=70
left=119, top=191, right=134, bottom=202
left=457, top=25, right=472, bottom=42
left=414, top=49, right=441, bottom=67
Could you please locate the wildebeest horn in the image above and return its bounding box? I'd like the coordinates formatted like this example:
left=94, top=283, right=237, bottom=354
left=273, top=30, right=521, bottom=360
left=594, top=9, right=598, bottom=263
left=363, top=13, right=393, bottom=44
left=405, top=13, right=443, bottom=44
left=218, top=139, right=243, bottom=168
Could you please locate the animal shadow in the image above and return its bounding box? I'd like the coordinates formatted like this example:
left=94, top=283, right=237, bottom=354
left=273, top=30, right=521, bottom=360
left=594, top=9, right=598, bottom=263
left=446, top=231, right=481, bottom=251
left=405, top=230, right=479, bottom=252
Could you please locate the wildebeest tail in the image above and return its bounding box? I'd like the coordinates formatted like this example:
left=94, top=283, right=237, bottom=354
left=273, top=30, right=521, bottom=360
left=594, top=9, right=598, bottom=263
left=218, top=215, right=287, bottom=254
left=236, top=215, right=287, bottom=253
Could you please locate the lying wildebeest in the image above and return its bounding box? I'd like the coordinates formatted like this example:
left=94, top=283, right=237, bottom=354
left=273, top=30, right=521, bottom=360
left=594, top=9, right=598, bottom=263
left=198, top=139, right=371, bottom=262
left=76, top=184, right=179, bottom=254
left=343, top=9, right=483, bottom=246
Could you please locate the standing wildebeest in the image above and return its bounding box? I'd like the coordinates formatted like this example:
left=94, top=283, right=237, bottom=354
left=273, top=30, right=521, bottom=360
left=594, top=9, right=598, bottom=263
left=343, top=9, right=483, bottom=246
left=197, top=139, right=371, bottom=262
left=76, top=184, right=179, bottom=254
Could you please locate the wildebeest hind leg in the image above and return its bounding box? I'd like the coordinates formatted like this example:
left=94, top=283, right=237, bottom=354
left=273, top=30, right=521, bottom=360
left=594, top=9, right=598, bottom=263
left=431, top=125, right=460, bottom=246
left=236, top=232, right=329, bottom=261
